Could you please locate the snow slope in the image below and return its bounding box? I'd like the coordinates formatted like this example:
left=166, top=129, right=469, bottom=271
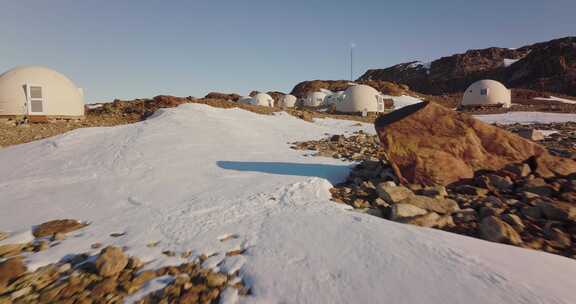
left=1, top=104, right=576, bottom=304
left=534, top=96, right=576, bottom=104
left=385, top=94, right=424, bottom=109
left=475, top=111, right=576, bottom=124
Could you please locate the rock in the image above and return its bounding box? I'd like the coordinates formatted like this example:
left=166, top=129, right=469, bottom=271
left=521, top=185, right=555, bottom=196
left=51, top=232, right=66, bottom=241
left=521, top=206, right=542, bottom=219
left=420, top=186, right=448, bottom=198
left=0, top=244, right=26, bottom=258
left=373, top=198, right=390, bottom=208
left=94, top=246, right=128, bottom=277
left=126, top=270, right=156, bottom=293
left=484, top=174, right=514, bottom=191
left=33, top=219, right=87, bottom=238
left=504, top=163, right=531, bottom=177
left=453, top=185, right=489, bottom=196
left=538, top=202, right=576, bottom=221
left=91, top=277, right=117, bottom=298
left=35, top=240, right=50, bottom=252
left=376, top=184, right=414, bottom=204
left=480, top=216, right=523, bottom=245
left=374, top=101, right=576, bottom=185
left=399, top=195, right=459, bottom=214
left=10, top=286, right=31, bottom=300
left=453, top=208, right=477, bottom=223
left=0, top=258, right=27, bottom=293
left=547, top=228, right=572, bottom=248
left=559, top=192, right=576, bottom=203
left=501, top=214, right=525, bottom=232
left=390, top=203, right=428, bottom=220
left=403, top=212, right=454, bottom=228
left=126, top=256, right=143, bottom=270
left=518, top=129, right=545, bottom=141
left=205, top=272, right=227, bottom=288
left=479, top=206, right=503, bottom=218
left=352, top=199, right=370, bottom=209
left=0, top=232, right=7, bottom=241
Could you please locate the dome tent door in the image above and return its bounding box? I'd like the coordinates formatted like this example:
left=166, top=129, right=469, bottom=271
left=25, top=83, right=45, bottom=115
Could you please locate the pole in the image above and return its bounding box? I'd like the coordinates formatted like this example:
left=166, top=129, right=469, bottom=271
left=350, top=46, right=353, bottom=81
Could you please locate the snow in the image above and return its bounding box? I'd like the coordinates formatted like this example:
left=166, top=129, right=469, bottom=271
left=1, top=103, right=576, bottom=303
left=503, top=58, right=520, bottom=67
left=534, top=96, right=576, bottom=104
left=384, top=94, right=424, bottom=109
left=475, top=111, right=576, bottom=124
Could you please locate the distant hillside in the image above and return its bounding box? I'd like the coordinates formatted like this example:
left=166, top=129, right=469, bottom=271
left=357, top=37, right=576, bottom=96
left=290, top=80, right=411, bottom=98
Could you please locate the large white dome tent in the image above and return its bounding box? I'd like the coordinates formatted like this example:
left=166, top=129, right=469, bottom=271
left=336, top=84, right=385, bottom=113
left=461, top=79, right=511, bottom=108
left=0, top=66, right=85, bottom=120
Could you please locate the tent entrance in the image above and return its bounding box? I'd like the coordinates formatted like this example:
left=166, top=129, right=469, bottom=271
left=26, top=84, right=45, bottom=115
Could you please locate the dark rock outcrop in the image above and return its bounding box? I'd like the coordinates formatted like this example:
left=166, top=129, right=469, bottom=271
left=358, top=37, right=576, bottom=96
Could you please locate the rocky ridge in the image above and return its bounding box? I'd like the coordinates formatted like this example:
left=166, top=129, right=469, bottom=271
left=358, top=36, right=576, bottom=96
left=292, top=128, right=576, bottom=259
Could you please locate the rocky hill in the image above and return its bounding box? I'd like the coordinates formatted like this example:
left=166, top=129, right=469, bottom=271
left=358, top=37, right=576, bottom=96
left=290, top=80, right=411, bottom=98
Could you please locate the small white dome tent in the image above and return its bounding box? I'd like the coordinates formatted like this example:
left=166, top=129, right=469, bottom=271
left=278, top=94, right=297, bottom=108
left=0, top=66, right=85, bottom=120
left=304, top=91, right=328, bottom=107
left=251, top=92, right=275, bottom=107
left=336, top=84, right=385, bottom=113
left=461, top=79, right=511, bottom=108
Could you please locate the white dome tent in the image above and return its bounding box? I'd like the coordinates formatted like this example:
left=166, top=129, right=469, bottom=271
left=304, top=91, right=328, bottom=107
left=251, top=93, right=275, bottom=107
left=278, top=94, right=297, bottom=108
left=461, top=79, right=511, bottom=108
left=336, top=84, right=385, bottom=114
left=0, top=66, right=85, bottom=120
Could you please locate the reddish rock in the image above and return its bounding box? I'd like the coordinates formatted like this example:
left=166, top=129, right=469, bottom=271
left=95, top=246, right=128, bottom=277
left=33, top=219, right=87, bottom=238
left=374, top=101, right=576, bottom=185
left=0, top=258, right=27, bottom=292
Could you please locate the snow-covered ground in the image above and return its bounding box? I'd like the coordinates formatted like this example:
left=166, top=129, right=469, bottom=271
left=386, top=95, right=423, bottom=109
left=475, top=111, right=576, bottom=124
left=1, top=104, right=576, bottom=303
left=534, top=96, right=576, bottom=104
left=503, top=58, right=520, bottom=67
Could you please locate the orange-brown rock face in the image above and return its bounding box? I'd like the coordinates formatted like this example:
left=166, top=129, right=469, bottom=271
left=374, top=101, right=576, bottom=185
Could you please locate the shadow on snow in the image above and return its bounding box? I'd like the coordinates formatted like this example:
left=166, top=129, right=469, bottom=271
left=216, top=161, right=351, bottom=184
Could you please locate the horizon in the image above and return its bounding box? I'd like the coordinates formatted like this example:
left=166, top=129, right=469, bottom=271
left=1, top=0, right=574, bottom=103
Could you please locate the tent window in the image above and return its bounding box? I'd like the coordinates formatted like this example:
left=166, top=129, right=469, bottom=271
left=30, top=100, right=43, bottom=113
left=30, top=86, right=43, bottom=99
left=480, top=88, right=489, bottom=96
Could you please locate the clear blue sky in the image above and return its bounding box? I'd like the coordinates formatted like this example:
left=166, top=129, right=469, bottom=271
left=1, top=1, right=574, bottom=102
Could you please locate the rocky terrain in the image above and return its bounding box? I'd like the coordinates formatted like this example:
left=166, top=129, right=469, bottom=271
left=292, top=115, right=576, bottom=259
left=358, top=36, right=576, bottom=97
left=0, top=220, right=247, bottom=303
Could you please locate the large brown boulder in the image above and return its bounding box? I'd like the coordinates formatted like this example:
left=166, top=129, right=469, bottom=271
left=374, top=101, right=576, bottom=185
